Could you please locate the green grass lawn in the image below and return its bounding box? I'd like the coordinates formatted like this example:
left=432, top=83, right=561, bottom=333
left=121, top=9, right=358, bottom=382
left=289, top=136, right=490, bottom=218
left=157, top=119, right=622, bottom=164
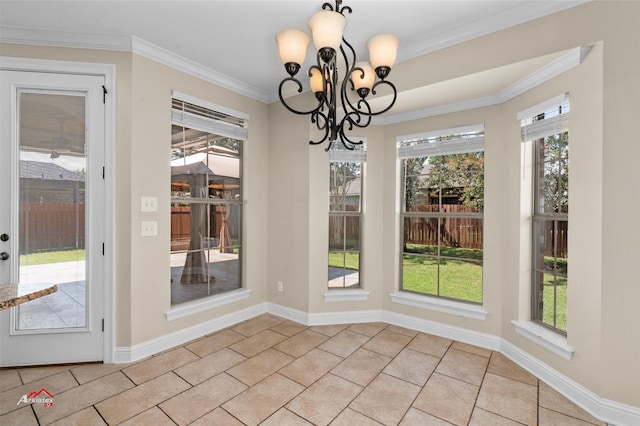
left=19, top=249, right=85, bottom=266
left=402, top=254, right=483, bottom=303
left=328, top=252, right=359, bottom=270
left=542, top=273, right=567, bottom=332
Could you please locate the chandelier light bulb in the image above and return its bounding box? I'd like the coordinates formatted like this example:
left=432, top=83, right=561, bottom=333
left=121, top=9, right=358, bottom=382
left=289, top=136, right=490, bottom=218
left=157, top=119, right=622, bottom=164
left=276, top=29, right=311, bottom=75
left=352, top=62, right=375, bottom=98
left=309, top=67, right=324, bottom=94
left=308, top=10, right=346, bottom=53
left=367, top=34, right=399, bottom=78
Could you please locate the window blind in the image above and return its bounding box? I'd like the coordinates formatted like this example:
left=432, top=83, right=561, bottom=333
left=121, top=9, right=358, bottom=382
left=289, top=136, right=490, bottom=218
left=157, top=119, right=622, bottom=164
left=518, top=93, right=569, bottom=142
left=397, top=124, right=485, bottom=159
left=327, top=140, right=367, bottom=162
left=172, top=98, right=248, bottom=141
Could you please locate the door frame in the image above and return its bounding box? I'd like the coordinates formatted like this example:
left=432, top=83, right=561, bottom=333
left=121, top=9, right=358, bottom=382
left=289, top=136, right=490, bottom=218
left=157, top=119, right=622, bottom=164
left=1, top=56, right=116, bottom=363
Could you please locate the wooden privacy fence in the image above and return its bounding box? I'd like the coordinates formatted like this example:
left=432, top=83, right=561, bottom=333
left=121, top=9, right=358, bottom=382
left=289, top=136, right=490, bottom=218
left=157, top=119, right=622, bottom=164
left=20, top=202, right=85, bottom=252
left=538, top=220, right=568, bottom=259
left=171, top=205, right=237, bottom=252
left=404, top=204, right=484, bottom=249
left=404, top=217, right=483, bottom=249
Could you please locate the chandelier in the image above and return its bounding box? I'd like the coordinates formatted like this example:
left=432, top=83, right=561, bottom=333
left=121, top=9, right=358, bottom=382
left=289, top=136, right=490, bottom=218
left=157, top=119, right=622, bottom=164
left=276, top=0, right=399, bottom=150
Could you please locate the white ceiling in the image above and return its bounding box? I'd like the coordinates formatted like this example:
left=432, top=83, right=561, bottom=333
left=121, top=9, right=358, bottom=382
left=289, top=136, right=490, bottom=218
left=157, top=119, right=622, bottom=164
left=0, top=1, right=587, bottom=110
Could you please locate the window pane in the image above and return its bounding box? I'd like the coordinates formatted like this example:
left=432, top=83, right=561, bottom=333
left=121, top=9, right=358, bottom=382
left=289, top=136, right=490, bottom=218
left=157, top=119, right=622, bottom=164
left=439, top=259, right=482, bottom=302
left=403, top=217, right=438, bottom=255
left=330, top=162, right=361, bottom=212
left=404, top=153, right=485, bottom=213
left=532, top=218, right=568, bottom=332
left=535, top=133, right=569, bottom=214
left=328, top=214, right=360, bottom=288
left=402, top=254, right=438, bottom=295
left=170, top=113, right=243, bottom=305
left=171, top=125, right=241, bottom=197
left=170, top=202, right=241, bottom=304
left=403, top=158, right=433, bottom=212
left=440, top=218, right=483, bottom=261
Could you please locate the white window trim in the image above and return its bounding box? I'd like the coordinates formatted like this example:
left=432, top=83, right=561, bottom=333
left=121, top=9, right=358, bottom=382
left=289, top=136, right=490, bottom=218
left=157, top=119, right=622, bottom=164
left=517, top=93, right=567, bottom=121
left=328, top=143, right=366, bottom=290
left=397, top=124, right=485, bottom=305
left=327, top=138, right=367, bottom=162
left=396, top=124, right=485, bottom=143
left=166, top=289, right=252, bottom=321
left=511, top=320, right=574, bottom=361
left=390, top=291, right=488, bottom=320
left=324, top=289, right=370, bottom=302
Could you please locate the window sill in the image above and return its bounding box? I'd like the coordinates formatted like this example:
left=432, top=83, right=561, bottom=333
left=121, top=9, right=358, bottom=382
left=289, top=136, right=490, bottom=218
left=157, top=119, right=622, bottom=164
left=166, top=289, right=251, bottom=321
left=511, top=320, right=574, bottom=361
left=324, top=289, right=370, bottom=302
left=389, top=291, right=487, bottom=320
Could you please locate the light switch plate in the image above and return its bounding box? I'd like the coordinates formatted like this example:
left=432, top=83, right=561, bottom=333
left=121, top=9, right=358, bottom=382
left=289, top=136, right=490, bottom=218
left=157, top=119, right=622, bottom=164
left=141, top=196, right=158, bottom=212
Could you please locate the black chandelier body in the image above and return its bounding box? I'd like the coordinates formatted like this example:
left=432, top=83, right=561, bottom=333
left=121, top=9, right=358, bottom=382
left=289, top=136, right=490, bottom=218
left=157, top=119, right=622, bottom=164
left=276, top=1, right=398, bottom=151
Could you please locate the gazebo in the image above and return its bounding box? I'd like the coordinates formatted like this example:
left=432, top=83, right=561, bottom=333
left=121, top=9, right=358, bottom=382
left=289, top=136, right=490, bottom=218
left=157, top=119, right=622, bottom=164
left=170, top=149, right=239, bottom=284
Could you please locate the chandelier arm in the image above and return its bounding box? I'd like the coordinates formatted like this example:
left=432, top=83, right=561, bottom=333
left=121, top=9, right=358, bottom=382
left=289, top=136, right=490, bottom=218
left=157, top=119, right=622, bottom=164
left=346, top=107, right=372, bottom=129
left=337, top=119, right=364, bottom=150
left=278, top=77, right=323, bottom=116
left=365, top=80, right=398, bottom=116
left=309, top=111, right=332, bottom=146
left=320, top=60, right=335, bottom=113
left=322, top=2, right=334, bottom=11
left=323, top=1, right=352, bottom=16
left=336, top=25, right=361, bottom=112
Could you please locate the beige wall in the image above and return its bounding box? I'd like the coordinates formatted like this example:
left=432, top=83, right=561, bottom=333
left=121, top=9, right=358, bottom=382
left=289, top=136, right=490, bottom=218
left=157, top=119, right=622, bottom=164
left=2, top=0, right=638, bottom=410
left=268, top=0, right=640, bottom=407
left=0, top=43, right=271, bottom=348
left=128, top=55, right=270, bottom=344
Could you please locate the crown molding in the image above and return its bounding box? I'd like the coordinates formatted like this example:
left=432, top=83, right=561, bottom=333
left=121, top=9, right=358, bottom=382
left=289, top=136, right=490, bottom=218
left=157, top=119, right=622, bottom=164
left=0, top=26, right=131, bottom=52
left=397, top=1, right=589, bottom=65
left=376, top=46, right=590, bottom=125
left=0, top=26, right=270, bottom=103
left=1, top=23, right=589, bottom=116
left=130, top=36, right=269, bottom=103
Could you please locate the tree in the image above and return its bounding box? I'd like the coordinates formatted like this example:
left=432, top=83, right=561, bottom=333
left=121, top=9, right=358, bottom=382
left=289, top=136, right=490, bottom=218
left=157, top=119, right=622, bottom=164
left=425, top=152, right=484, bottom=211
left=403, top=157, right=428, bottom=212
left=539, top=131, right=569, bottom=213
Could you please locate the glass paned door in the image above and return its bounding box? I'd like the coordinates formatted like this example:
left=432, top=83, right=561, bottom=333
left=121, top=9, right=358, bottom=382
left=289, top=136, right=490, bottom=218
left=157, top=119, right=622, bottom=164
left=17, top=92, right=88, bottom=330
left=0, top=69, right=105, bottom=366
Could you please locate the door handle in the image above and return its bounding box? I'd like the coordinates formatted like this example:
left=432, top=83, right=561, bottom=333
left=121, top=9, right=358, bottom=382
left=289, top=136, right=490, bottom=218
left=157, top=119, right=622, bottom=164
left=0, top=252, right=8, bottom=261
left=0, top=234, right=8, bottom=242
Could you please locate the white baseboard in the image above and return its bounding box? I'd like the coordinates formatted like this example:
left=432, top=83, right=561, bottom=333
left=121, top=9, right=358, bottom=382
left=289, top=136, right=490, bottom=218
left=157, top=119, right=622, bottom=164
left=113, top=302, right=639, bottom=425
left=501, top=339, right=638, bottom=426
left=265, top=303, right=383, bottom=326
left=382, top=310, right=502, bottom=351
left=113, top=302, right=267, bottom=364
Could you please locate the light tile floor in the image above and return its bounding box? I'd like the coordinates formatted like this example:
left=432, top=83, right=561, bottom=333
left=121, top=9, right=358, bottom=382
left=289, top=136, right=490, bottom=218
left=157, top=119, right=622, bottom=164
left=0, top=314, right=606, bottom=425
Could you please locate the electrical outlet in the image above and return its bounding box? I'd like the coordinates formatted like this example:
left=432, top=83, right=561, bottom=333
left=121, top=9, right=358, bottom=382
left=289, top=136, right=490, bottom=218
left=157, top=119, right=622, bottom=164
left=141, top=221, right=158, bottom=236
left=141, top=196, right=158, bottom=212
left=277, top=281, right=283, bottom=292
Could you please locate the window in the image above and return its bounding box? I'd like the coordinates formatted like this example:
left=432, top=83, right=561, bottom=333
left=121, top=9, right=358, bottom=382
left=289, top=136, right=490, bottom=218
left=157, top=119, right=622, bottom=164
left=520, top=95, right=569, bottom=334
left=398, top=125, right=484, bottom=303
left=170, top=95, right=247, bottom=305
left=328, top=144, right=365, bottom=289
